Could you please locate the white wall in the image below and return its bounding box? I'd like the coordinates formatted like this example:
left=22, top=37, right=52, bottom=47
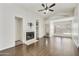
left=0, top=4, right=5, bottom=50
left=38, top=19, right=45, bottom=38
left=44, top=20, right=50, bottom=34
left=50, top=21, right=54, bottom=37
left=0, top=4, right=41, bottom=50
left=72, top=4, right=79, bottom=48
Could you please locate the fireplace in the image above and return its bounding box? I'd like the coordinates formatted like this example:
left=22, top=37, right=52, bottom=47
left=26, top=32, right=34, bottom=40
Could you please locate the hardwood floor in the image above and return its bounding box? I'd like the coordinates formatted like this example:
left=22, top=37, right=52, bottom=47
left=0, top=37, right=79, bottom=56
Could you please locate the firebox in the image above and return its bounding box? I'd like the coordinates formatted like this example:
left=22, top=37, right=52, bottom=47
left=26, top=32, right=34, bottom=40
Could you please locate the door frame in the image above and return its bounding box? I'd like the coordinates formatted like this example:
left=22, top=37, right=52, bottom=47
left=15, top=16, right=23, bottom=45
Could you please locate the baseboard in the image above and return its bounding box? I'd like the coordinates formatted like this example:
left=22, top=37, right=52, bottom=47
left=15, top=40, right=23, bottom=46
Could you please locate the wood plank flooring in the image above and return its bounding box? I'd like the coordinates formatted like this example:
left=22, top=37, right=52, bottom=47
left=0, top=37, right=79, bottom=56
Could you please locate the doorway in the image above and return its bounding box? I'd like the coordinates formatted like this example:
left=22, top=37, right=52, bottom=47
left=15, top=16, right=23, bottom=46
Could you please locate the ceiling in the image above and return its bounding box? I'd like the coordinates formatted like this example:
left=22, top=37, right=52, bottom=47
left=17, top=3, right=77, bottom=18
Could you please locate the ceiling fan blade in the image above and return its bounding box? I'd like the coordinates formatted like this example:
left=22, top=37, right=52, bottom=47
left=49, top=3, right=56, bottom=8
left=45, top=3, right=48, bottom=10
left=42, top=3, right=45, bottom=8
left=38, top=9, right=44, bottom=12
left=49, top=9, right=54, bottom=12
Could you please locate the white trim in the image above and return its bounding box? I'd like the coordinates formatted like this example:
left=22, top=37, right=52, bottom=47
left=15, top=16, right=23, bottom=42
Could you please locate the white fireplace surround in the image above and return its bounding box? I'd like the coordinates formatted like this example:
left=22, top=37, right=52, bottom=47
left=25, top=32, right=38, bottom=45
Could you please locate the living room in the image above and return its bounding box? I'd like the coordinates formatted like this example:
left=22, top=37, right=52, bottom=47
left=0, top=3, right=79, bottom=56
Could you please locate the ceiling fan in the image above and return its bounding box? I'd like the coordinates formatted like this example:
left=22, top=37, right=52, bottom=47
left=38, top=3, right=56, bottom=14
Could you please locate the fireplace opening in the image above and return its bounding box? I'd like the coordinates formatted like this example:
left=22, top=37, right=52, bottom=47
left=26, top=32, right=34, bottom=40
